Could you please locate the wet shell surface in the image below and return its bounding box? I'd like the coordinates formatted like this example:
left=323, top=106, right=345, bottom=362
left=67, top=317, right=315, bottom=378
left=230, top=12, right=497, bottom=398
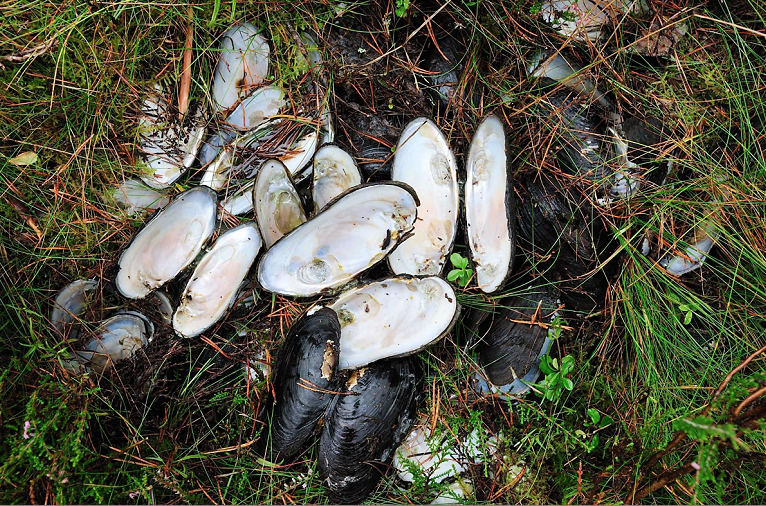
left=224, top=85, right=285, bottom=131
left=330, top=276, right=459, bottom=370
left=212, top=23, right=270, bottom=111
left=256, top=182, right=418, bottom=297
left=389, top=117, right=459, bottom=276
left=280, top=130, right=319, bottom=180
left=74, top=311, right=154, bottom=373
left=172, top=223, right=263, bottom=338
left=112, top=178, right=169, bottom=217
left=253, top=159, right=307, bottom=248
left=50, top=279, right=98, bottom=336
left=311, top=144, right=362, bottom=213
left=269, top=307, right=341, bottom=461
left=116, top=186, right=218, bottom=299
left=475, top=283, right=560, bottom=394
left=465, top=115, right=516, bottom=294
left=318, top=357, right=418, bottom=504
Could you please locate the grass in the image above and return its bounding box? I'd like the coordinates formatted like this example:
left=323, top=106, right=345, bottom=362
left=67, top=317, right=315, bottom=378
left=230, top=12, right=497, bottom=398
left=2, top=0, right=766, bottom=504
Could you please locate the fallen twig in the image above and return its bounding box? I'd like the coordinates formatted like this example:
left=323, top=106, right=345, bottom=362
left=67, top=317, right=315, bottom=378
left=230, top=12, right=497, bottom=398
left=178, top=8, right=194, bottom=118
left=0, top=38, right=58, bottom=70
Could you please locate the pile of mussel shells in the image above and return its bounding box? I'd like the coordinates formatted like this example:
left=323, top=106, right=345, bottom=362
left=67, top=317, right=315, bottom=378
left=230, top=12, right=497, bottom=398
left=51, top=11, right=715, bottom=503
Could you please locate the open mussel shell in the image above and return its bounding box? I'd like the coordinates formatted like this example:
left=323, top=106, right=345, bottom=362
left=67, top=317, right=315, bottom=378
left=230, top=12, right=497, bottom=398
left=225, top=85, right=285, bottom=132
left=51, top=279, right=99, bottom=337
left=330, top=275, right=459, bottom=370
left=111, top=178, right=169, bottom=217
left=253, top=159, right=307, bottom=248
left=474, top=283, right=560, bottom=394
left=74, top=311, right=154, bottom=373
left=172, top=223, right=263, bottom=338
left=268, top=307, right=341, bottom=461
left=212, top=23, right=269, bottom=111
left=115, top=186, right=218, bottom=299
left=318, top=357, right=419, bottom=505
left=311, top=144, right=362, bottom=214
left=465, top=114, right=516, bottom=294
left=257, top=182, right=419, bottom=297
left=389, top=117, right=459, bottom=276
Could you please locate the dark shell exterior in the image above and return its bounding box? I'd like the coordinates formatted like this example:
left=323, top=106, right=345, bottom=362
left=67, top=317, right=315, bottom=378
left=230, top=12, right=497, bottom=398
left=515, top=173, right=611, bottom=311
left=268, top=307, right=342, bottom=461
left=477, top=283, right=560, bottom=386
left=531, top=78, right=611, bottom=186
left=318, top=357, right=418, bottom=504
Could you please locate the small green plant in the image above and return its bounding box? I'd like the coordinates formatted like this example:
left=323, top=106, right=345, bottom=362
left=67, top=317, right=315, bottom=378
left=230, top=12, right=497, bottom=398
left=678, top=301, right=697, bottom=325
left=394, top=0, right=410, bottom=17
left=447, top=253, right=473, bottom=287
left=531, top=354, right=575, bottom=402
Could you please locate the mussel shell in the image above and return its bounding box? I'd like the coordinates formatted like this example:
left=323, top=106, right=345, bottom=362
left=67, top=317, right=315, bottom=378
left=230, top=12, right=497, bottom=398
left=465, top=114, right=516, bottom=294
left=389, top=117, right=459, bottom=276
left=268, top=307, right=342, bottom=461
left=423, top=36, right=465, bottom=107
left=212, top=23, right=269, bottom=111
left=50, top=279, right=99, bottom=336
left=311, top=143, right=362, bottom=214
left=530, top=78, right=612, bottom=186
left=74, top=311, right=154, bottom=373
left=253, top=159, right=307, bottom=248
left=318, top=357, right=418, bottom=504
left=515, top=174, right=610, bottom=311
left=477, top=284, right=559, bottom=388
left=115, top=186, right=218, bottom=299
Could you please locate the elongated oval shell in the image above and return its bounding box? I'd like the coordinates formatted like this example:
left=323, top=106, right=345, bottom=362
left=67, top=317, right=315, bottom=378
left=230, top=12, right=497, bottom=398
left=269, top=307, right=341, bottom=460
left=173, top=223, right=262, bottom=338
left=225, top=85, right=285, bottom=131
left=318, top=358, right=418, bottom=504
left=281, top=130, right=319, bottom=180
left=116, top=187, right=218, bottom=299
left=212, top=23, right=270, bottom=111
left=389, top=118, right=459, bottom=275
left=312, top=144, right=362, bottom=213
left=330, top=276, right=459, bottom=370
left=257, top=183, right=418, bottom=297
left=112, top=179, right=169, bottom=217
left=465, top=115, right=516, bottom=293
left=475, top=283, right=559, bottom=395
left=253, top=159, right=307, bottom=248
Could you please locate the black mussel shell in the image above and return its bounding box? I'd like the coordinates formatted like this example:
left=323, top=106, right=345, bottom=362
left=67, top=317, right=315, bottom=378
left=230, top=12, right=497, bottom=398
left=477, top=283, right=560, bottom=386
left=423, top=36, right=465, bottom=107
left=267, top=307, right=342, bottom=461
left=318, top=357, right=418, bottom=504
left=530, top=78, right=612, bottom=186
left=515, top=173, right=612, bottom=312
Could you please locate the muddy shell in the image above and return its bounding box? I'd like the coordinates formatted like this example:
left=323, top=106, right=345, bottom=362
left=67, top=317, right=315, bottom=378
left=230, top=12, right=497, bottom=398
left=268, top=307, right=342, bottom=461
left=318, top=357, right=418, bottom=504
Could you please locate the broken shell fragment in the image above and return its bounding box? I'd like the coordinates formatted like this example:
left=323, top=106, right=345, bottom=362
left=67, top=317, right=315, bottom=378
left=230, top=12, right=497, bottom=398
left=389, top=117, right=459, bottom=276
left=330, top=276, right=459, bottom=370
left=172, top=223, right=263, bottom=338
left=116, top=186, right=218, bottom=299
left=257, top=182, right=418, bottom=297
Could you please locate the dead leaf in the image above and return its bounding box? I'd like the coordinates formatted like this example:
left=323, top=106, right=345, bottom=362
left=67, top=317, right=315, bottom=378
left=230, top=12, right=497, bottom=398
left=9, top=151, right=39, bottom=166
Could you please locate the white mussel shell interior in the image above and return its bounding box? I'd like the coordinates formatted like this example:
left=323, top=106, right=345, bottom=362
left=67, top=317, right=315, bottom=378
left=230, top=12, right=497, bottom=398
left=75, top=312, right=153, bottom=373
left=225, top=85, right=285, bottom=131
left=112, top=178, right=169, bottom=216
left=173, top=223, right=263, bottom=338
left=201, top=145, right=235, bottom=191
left=389, top=118, right=459, bottom=276
left=257, top=183, right=418, bottom=297
left=312, top=144, right=362, bottom=213
left=212, top=23, right=270, bottom=111
left=528, top=51, right=611, bottom=109
left=221, top=180, right=255, bottom=217
left=659, top=222, right=718, bottom=276
left=539, top=0, right=646, bottom=42
left=330, top=276, right=458, bottom=370
left=50, top=279, right=99, bottom=335
left=253, top=159, right=307, bottom=248
left=138, top=88, right=206, bottom=189
left=116, top=187, right=218, bottom=299
left=465, top=115, right=513, bottom=294
left=280, top=130, right=319, bottom=180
